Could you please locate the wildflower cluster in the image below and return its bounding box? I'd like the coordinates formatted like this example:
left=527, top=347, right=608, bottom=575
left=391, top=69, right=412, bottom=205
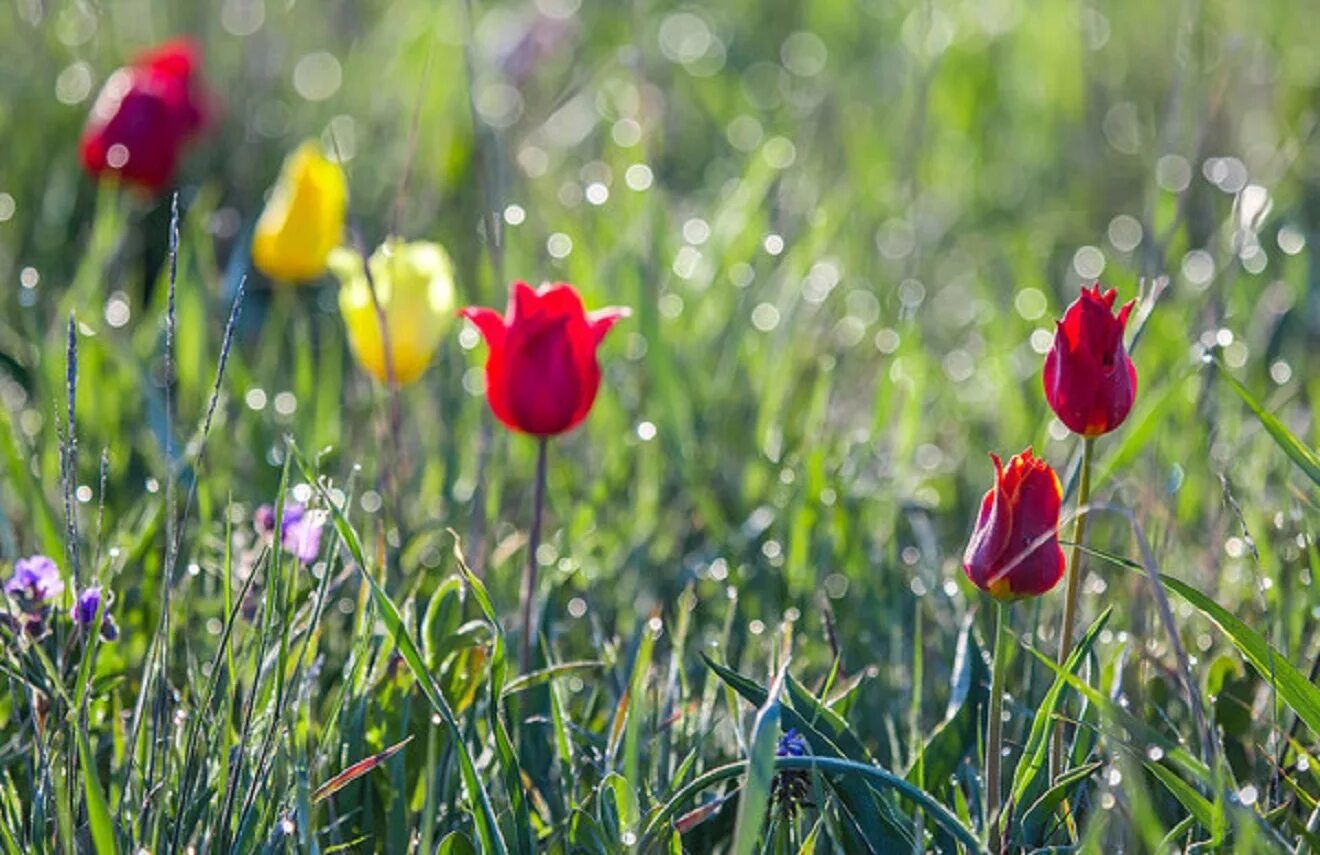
left=2, top=556, right=117, bottom=643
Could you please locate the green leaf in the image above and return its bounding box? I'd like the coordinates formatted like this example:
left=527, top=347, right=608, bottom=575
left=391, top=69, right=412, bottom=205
left=1158, top=574, right=1320, bottom=739
left=437, top=831, right=477, bottom=855
left=1009, top=608, right=1112, bottom=816
left=731, top=667, right=785, bottom=855
left=641, top=757, right=984, bottom=853
left=1216, top=360, right=1320, bottom=487
left=77, top=729, right=117, bottom=855
left=1024, top=648, right=1211, bottom=785
left=1017, top=761, right=1101, bottom=845
left=907, top=617, right=989, bottom=800
left=1143, top=761, right=1214, bottom=832
left=701, top=655, right=912, bottom=852
left=306, top=467, right=508, bottom=855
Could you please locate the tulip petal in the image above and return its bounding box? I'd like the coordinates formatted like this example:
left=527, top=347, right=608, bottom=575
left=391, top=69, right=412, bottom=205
left=461, top=307, right=507, bottom=350
left=587, top=306, right=630, bottom=344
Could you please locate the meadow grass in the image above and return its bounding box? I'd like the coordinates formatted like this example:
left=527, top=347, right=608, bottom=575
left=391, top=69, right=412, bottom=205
left=0, top=0, right=1317, bottom=852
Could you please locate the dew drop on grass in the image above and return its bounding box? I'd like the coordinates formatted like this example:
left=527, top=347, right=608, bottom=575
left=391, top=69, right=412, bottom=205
left=585, top=182, right=609, bottom=205
left=825, top=573, right=849, bottom=599
left=624, top=163, right=653, bottom=191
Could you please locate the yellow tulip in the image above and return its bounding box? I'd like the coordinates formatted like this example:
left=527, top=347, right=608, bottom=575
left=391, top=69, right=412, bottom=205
left=252, top=141, right=347, bottom=283
left=330, top=238, right=457, bottom=385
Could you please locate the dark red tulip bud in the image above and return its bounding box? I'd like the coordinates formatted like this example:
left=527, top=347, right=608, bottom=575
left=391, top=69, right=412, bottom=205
left=963, top=449, right=1066, bottom=601
left=79, top=38, right=214, bottom=193
left=1043, top=284, right=1138, bottom=437
left=462, top=282, right=628, bottom=437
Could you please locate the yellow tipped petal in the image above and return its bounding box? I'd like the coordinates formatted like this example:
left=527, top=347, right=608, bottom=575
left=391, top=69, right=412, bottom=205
left=252, top=141, right=348, bottom=283
left=333, top=238, right=457, bottom=385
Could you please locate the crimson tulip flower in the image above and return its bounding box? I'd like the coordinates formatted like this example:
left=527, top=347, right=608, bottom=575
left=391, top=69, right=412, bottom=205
left=463, top=281, right=627, bottom=671
left=1043, top=284, right=1138, bottom=437
left=79, top=38, right=214, bottom=193
left=963, top=448, right=1066, bottom=600
left=462, top=282, right=628, bottom=437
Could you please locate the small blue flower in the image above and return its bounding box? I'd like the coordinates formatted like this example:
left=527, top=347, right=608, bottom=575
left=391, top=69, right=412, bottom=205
left=772, top=728, right=812, bottom=814
left=776, top=728, right=809, bottom=758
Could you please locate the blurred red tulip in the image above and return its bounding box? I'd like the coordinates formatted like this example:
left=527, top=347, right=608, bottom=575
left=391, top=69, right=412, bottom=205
left=79, top=38, right=214, bottom=193
left=1043, top=284, right=1138, bottom=437
left=462, top=282, right=627, bottom=437
left=963, top=448, right=1065, bottom=600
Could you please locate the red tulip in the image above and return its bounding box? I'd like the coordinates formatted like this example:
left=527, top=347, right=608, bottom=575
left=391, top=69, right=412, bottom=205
left=1043, top=284, right=1138, bottom=437
left=963, top=448, right=1066, bottom=600
left=462, top=282, right=627, bottom=437
left=79, top=38, right=214, bottom=193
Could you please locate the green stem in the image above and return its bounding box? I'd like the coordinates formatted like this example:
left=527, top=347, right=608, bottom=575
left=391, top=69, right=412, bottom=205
left=986, top=600, right=1010, bottom=853
left=520, top=438, right=549, bottom=673
left=1051, top=435, right=1095, bottom=784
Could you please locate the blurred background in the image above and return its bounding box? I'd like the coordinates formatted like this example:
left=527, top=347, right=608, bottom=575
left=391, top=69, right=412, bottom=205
left=0, top=0, right=1317, bottom=799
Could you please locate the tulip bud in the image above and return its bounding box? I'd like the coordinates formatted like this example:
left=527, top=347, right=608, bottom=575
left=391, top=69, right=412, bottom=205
left=963, top=449, right=1065, bottom=601
left=1043, top=284, right=1138, bottom=437
left=79, top=39, right=214, bottom=193
left=330, top=238, right=457, bottom=385
left=252, top=141, right=348, bottom=283
left=462, top=282, right=628, bottom=437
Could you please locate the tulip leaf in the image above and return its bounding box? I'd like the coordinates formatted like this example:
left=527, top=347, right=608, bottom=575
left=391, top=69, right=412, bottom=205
left=1142, top=760, right=1214, bottom=833
left=1085, top=543, right=1320, bottom=742
left=1016, top=760, right=1102, bottom=845
left=1157, top=574, right=1320, bottom=739
left=1009, top=607, right=1111, bottom=820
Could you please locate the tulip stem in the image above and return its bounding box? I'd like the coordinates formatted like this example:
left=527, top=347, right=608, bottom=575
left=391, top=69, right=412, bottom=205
left=520, top=437, right=549, bottom=673
left=1051, top=435, right=1095, bottom=785
left=986, top=600, right=1010, bottom=854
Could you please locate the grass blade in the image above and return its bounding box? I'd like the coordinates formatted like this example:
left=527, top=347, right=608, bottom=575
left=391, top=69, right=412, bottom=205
left=1216, top=360, right=1320, bottom=487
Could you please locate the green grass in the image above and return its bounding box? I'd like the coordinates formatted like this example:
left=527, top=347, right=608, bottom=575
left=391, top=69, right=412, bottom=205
left=0, top=0, right=1318, bottom=851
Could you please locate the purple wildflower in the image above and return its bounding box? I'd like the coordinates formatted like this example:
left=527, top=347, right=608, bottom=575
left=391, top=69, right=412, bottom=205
left=254, top=504, right=277, bottom=534
left=255, top=502, right=324, bottom=565
left=71, top=586, right=118, bottom=642
left=5, top=556, right=64, bottom=606
left=72, top=586, right=104, bottom=625
left=281, top=509, right=324, bottom=564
